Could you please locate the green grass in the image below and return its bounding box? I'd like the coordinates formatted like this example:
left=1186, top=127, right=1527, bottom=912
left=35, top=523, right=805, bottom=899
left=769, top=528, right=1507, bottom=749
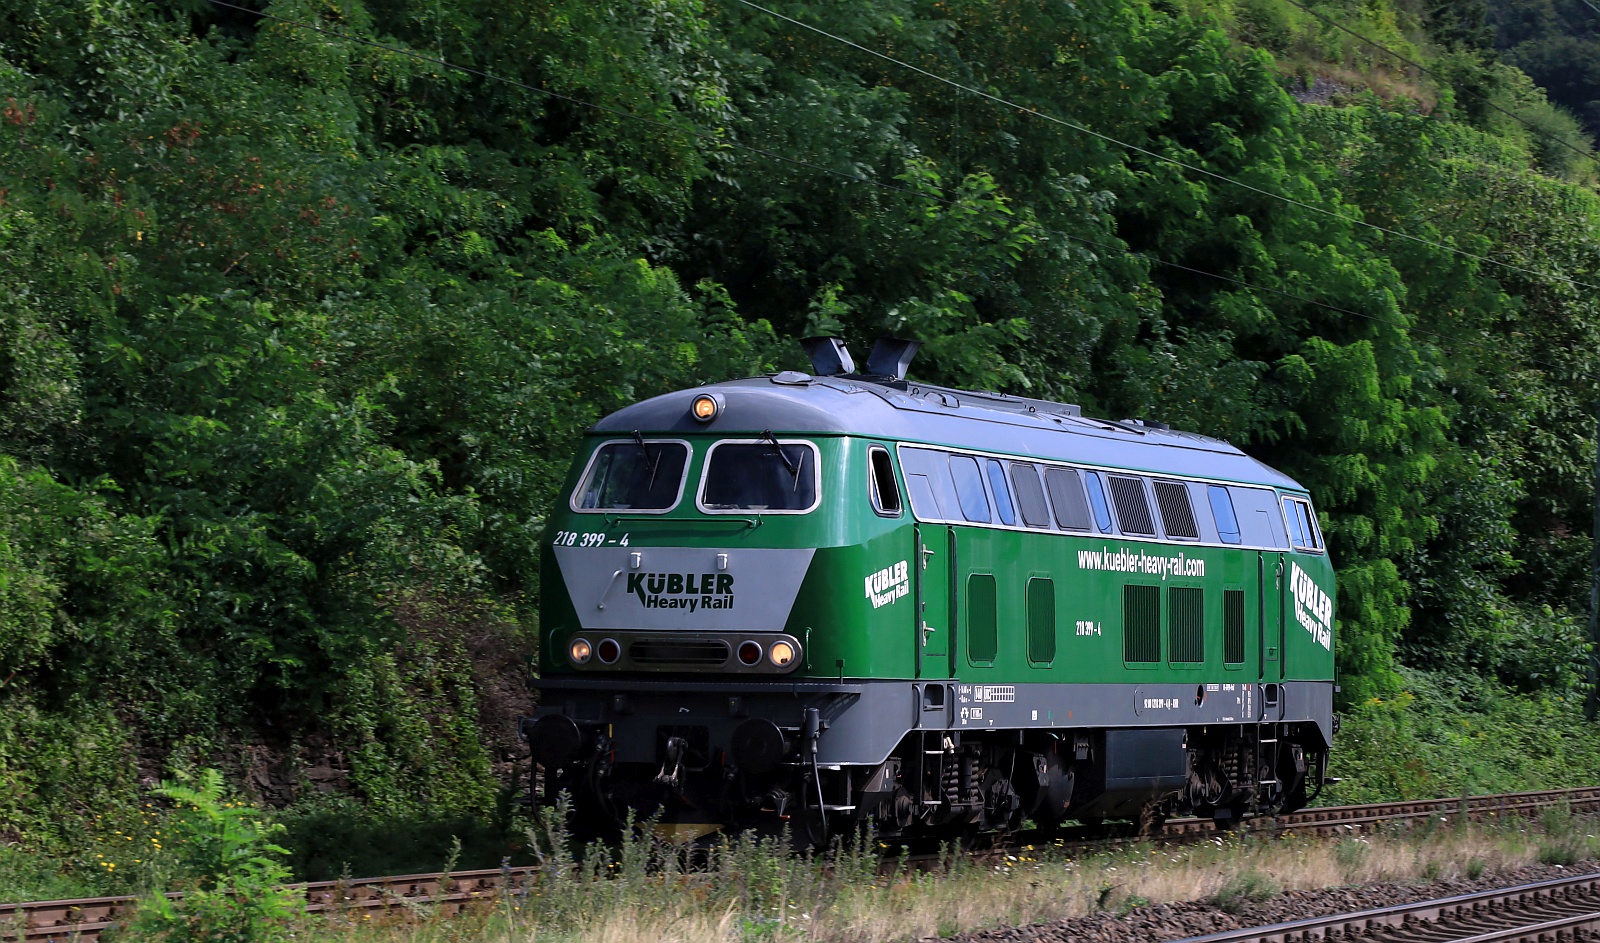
left=0, top=845, right=98, bottom=902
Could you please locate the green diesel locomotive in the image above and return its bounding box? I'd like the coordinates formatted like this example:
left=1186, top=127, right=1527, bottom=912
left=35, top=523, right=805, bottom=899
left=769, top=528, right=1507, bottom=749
left=524, top=338, right=1336, bottom=841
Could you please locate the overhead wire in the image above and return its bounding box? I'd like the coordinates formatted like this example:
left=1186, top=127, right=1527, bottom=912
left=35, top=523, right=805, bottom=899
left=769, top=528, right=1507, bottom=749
left=728, top=0, right=1600, bottom=294
left=197, top=0, right=1571, bottom=373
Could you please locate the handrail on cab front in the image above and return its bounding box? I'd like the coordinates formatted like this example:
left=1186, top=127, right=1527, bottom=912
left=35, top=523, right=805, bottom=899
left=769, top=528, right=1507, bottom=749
left=602, top=513, right=763, bottom=528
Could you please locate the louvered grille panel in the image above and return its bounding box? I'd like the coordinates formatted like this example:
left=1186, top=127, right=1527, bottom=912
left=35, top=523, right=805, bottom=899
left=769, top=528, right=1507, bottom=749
left=1109, top=476, right=1156, bottom=535
left=967, top=574, right=998, bottom=663
left=1154, top=480, right=1199, bottom=539
left=1169, top=587, right=1204, bottom=663
left=1027, top=578, right=1056, bottom=664
left=1225, top=589, right=1246, bottom=664
left=1124, top=584, right=1160, bottom=663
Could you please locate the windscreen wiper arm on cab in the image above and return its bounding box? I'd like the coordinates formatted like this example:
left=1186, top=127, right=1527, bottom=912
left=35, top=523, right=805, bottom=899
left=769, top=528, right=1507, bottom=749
left=634, top=429, right=663, bottom=489
left=762, top=429, right=800, bottom=484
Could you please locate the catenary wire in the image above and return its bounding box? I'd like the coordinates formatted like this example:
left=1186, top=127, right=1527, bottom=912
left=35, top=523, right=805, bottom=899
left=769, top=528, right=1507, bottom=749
left=1276, top=0, right=1598, bottom=166
left=197, top=0, right=1571, bottom=373
left=728, top=0, right=1600, bottom=294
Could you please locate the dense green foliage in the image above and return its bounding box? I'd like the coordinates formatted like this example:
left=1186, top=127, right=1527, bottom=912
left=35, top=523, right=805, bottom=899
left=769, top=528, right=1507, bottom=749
left=1491, top=0, right=1600, bottom=145
left=1329, top=670, right=1600, bottom=803
left=0, top=0, right=1598, bottom=867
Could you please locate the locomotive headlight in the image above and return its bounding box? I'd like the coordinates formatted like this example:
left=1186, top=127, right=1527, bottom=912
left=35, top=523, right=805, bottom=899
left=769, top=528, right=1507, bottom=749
left=568, top=638, right=593, bottom=665
left=690, top=393, right=723, bottom=422
left=596, top=638, right=621, bottom=664
left=737, top=640, right=763, bottom=666
left=768, top=640, right=797, bottom=667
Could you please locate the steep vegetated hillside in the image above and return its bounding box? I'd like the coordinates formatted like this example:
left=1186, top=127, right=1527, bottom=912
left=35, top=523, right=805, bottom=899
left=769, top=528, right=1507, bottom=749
left=1491, top=0, right=1600, bottom=146
left=1, top=0, right=1598, bottom=871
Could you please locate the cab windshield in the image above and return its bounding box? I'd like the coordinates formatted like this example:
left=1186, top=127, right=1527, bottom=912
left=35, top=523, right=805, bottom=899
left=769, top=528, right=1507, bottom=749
left=574, top=440, right=689, bottom=511
left=700, top=440, right=819, bottom=512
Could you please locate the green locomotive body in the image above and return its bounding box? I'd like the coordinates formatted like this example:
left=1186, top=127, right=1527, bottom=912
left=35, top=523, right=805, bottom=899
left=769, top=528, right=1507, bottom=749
left=527, top=340, right=1335, bottom=840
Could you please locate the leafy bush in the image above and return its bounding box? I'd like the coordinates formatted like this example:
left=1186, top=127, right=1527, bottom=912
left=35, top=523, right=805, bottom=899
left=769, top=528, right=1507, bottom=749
left=276, top=796, right=523, bottom=882
left=126, top=771, right=300, bottom=943
left=1327, top=670, right=1600, bottom=804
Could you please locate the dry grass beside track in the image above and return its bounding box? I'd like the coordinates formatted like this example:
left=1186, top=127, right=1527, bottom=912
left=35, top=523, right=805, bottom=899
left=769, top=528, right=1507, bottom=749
left=285, top=810, right=1597, bottom=943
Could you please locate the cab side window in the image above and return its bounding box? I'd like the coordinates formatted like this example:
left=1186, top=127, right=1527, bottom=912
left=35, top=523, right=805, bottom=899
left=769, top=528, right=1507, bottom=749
left=868, top=446, right=902, bottom=516
left=1283, top=496, right=1322, bottom=551
left=950, top=455, right=992, bottom=523
left=986, top=459, right=1017, bottom=526
left=1084, top=472, right=1115, bottom=534
left=1208, top=485, right=1242, bottom=544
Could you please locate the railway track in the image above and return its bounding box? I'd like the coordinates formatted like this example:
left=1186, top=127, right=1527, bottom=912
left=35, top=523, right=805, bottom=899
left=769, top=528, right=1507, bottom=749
left=1182, top=785, right=1600, bottom=837
left=6, top=786, right=1598, bottom=942
left=1172, top=871, right=1600, bottom=943
left=0, top=867, right=539, bottom=942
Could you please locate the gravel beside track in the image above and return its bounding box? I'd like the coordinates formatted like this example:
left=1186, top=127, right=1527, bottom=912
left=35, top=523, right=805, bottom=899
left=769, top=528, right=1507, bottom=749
left=928, top=861, right=1600, bottom=943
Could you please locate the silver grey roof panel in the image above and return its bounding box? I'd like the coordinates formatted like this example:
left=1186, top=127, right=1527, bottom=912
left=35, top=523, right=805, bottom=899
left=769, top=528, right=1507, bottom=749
left=589, top=375, right=1304, bottom=491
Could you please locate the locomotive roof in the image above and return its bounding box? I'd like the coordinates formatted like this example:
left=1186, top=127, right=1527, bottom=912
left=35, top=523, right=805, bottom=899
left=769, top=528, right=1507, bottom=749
left=590, top=373, right=1304, bottom=491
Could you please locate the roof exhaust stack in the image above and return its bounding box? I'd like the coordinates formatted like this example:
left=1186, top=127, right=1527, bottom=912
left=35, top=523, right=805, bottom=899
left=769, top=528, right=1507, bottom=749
left=864, top=336, right=921, bottom=381
left=800, top=336, right=855, bottom=377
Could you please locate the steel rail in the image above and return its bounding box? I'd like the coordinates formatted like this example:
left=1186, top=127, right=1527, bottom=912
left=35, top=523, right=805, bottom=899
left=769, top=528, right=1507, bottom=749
left=1, top=867, right=539, bottom=942
left=1170, top=871, right=1600, bottom=943
left=6, top=786, right=1599, bottom=941
left=1189, top=785, right=1600, bottom=836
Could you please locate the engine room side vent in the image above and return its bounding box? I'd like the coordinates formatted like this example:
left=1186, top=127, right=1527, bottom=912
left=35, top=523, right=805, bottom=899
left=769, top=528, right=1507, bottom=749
left=1124, top=584, right=1160, bottom=663
left=629, top=638, right=731, bottom=667
left=1153, top=480, right=1199, bottom=539
left=1109, top=475, right=1157, bottom=536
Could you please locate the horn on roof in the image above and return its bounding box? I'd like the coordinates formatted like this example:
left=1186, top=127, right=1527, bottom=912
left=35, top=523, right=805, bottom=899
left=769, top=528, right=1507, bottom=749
left=864, top=336, right=922, bottom=380
left=799, top=336, right=856, bottom=376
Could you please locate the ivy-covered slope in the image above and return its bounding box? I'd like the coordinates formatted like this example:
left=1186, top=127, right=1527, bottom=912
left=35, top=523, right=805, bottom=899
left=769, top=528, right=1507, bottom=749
left=1, top=0, right=1597, bottom=847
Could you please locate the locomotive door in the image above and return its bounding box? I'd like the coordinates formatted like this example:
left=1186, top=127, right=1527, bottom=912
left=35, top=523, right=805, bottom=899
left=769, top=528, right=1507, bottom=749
left=914, top=523, right=953, bottom=678
left=1258, top=551, right=1286, bottom=683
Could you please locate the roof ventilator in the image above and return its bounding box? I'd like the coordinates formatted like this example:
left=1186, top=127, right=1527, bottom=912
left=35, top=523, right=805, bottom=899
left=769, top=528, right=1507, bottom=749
left=864, top=337, right=922, bottom=381
left=800, top=336, right=855, bottom=376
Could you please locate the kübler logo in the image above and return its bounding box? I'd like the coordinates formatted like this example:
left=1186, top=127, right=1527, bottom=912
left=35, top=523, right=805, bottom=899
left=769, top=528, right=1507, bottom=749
left=1289, top=561, right=1332, bottom=651
left=865, top=560, right=909, bottom=609
left=627, top=572, right=734, bottom=613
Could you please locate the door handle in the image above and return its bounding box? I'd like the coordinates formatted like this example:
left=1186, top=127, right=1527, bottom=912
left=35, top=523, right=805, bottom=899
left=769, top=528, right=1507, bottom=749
left=921, top=621, right=936, bottom=644
left=920, top=544, right=936, bottom=569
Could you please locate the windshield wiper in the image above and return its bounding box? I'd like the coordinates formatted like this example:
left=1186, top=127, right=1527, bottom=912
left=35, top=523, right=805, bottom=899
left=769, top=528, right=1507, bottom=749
left=762, top=429, right=800, bottom=482
left=634, top=429, right=664, bottom=489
